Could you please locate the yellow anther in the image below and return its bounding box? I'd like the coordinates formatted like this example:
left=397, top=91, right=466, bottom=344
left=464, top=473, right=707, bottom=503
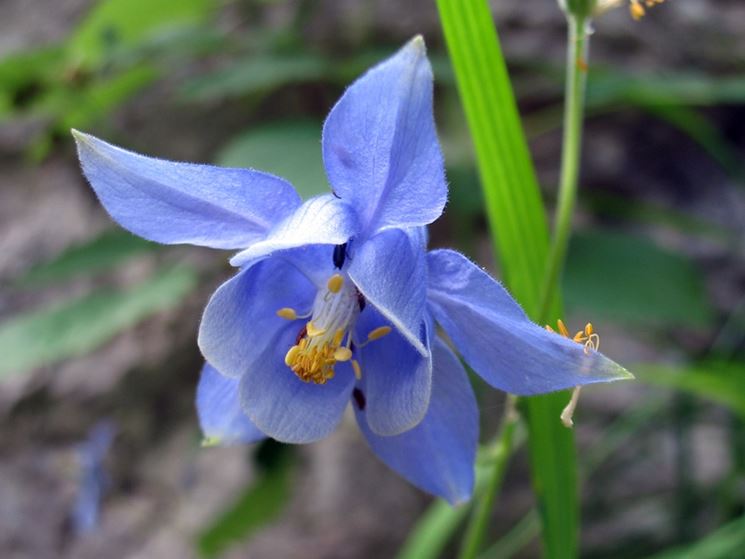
left=630, top=0, right=645, bottom=19
left=276, top=307, right=298, bottom=320
left=367, top=326, right=392, bottom=341
left=334, top=347, right=353, bottom=362
left=306, top=321, right=327, bottom=337
left=584, top=323, right=594, bottom=336
left=327, top=274, right=344, bottom=294
left=352, top=359, right=362, bottom=380
left=557, top=319, right=570, bottom=338
left=285, top=345, right=301, bottom=366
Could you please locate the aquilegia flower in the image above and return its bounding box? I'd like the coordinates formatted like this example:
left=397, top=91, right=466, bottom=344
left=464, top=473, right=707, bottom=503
left=73, top=36, right=631, bottom=504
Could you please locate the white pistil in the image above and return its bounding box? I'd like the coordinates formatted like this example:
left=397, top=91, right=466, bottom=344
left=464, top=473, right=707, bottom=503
left=561, top=386, right=582, bottom=428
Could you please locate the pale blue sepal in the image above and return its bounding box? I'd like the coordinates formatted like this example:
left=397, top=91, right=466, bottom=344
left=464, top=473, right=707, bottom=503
left=72, top=130, right=300, bottom=249
left=322, top=36, right=447, bottom=236
left=427, top=250, right=634, bottom=395
left=197, top=363, right=266, bottom=445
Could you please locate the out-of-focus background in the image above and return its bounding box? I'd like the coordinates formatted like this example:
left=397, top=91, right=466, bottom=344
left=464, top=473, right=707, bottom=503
left=1, top=1, right=744, bottom=558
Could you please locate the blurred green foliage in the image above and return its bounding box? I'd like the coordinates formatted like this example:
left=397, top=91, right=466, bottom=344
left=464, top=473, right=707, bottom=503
left=197, top=444, right=295, bottom=558
left=68, top=0, right=211, bottom=67
left=0, top=265, right=197, bottom=378
left=15, top=230, right=156, bottom=288
left=638, top=362, right=745, bottom=418
left=565, top=230, right=712, bottom=328
left=0, top=0, right=213, bottom=158
left=646, top=513, right=745, bottom=559
left=216, top=121, right=327, bottom=199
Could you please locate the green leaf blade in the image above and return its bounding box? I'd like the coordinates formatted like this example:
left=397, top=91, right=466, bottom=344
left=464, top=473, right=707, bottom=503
left=436, top=1, right=578, bottom=557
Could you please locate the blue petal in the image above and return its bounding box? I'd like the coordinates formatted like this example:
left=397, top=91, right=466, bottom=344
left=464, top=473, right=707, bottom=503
left=73, top=131, right=300, bottom=249
left=353, top=306, right=432, bottom=436
left=427, top=250, right=633, bottom=395
left=197, top=363, right=265, bottom=445
left=354, top=337, right=477, bottom=504
left=348, top=228, right=428, bottom=355
left=198, top=258, right=315, bottom=379
left=230, top=194, right=359, bottom=268
left=240, top=324, right=355, bottom=443
left=322, top=36, right=447, bottom=236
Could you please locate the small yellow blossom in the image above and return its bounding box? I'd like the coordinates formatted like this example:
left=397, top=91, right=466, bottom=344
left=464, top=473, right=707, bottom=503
left=595, top=0, right=668, bottom=20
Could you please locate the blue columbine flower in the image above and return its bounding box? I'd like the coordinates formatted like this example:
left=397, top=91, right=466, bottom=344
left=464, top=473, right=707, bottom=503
left=73, top=36, right=631, bottom=505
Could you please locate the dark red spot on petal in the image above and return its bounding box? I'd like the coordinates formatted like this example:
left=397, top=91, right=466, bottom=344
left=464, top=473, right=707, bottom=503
left=352, top=388, right=366, bottom=411
left=295, top=325, right=307, bottom=345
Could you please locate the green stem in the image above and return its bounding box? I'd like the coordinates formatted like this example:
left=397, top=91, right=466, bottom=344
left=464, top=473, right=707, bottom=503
left=538, top=14, right=590, bottom=323
left=458, top=395, right=519, bottom=559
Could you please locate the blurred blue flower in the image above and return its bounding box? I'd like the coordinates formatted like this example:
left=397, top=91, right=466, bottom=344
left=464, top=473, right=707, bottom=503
left=73, top=37, right=630, bottom=504
left=72, top=421, right=116, bottom=536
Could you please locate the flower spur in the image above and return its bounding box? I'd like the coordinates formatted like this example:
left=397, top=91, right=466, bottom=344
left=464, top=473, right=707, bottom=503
left=74, top=37, right=631, bottom=504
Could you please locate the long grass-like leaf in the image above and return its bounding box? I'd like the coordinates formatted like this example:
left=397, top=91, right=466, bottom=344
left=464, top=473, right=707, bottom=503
left=436, top=1, right=578, bottom=557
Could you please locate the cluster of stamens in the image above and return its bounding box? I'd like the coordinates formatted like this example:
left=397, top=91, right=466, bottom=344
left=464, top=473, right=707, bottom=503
left=277, top=273, right=391, bottom=385
left=545, top=319, right=600, bottom=355
left=545, top=319, right=601, bottom=428
left=284, top=327, right=350, bottom=384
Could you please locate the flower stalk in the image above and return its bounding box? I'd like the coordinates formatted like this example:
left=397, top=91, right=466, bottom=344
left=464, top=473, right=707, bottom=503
left=458, top=395, right=519, bottom=559
left=539, top=14, right=591, bottom=323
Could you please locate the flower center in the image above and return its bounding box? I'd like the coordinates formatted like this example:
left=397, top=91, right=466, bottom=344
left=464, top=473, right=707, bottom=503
left=277, top=274, right=360, bottom=384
